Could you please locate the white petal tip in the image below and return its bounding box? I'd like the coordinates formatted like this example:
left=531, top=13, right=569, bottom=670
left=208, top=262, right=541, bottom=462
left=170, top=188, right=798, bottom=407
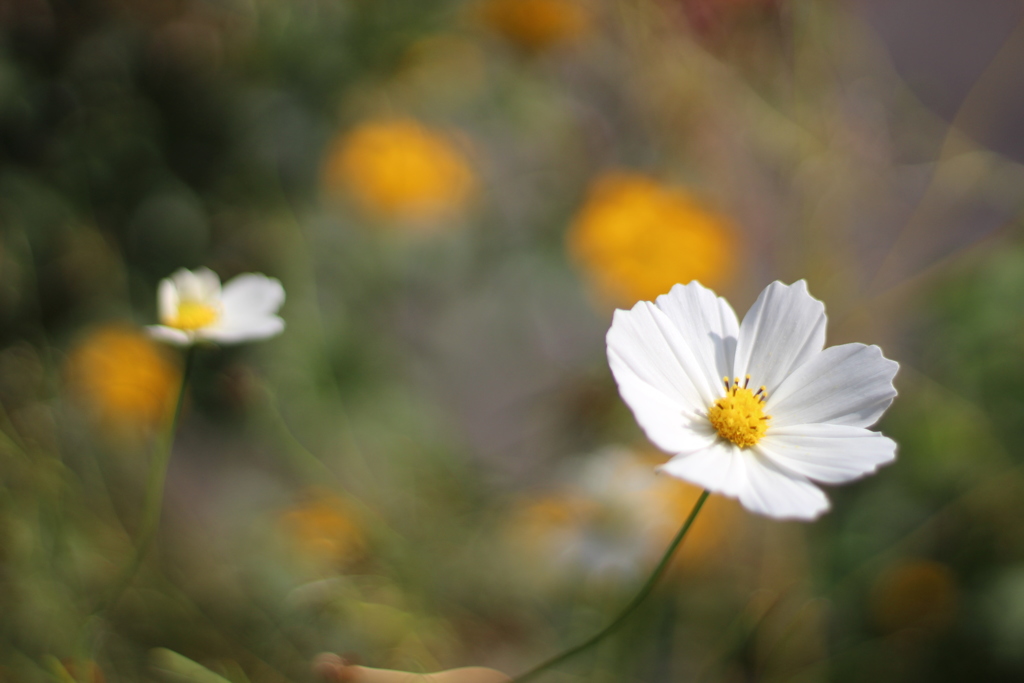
left=768, top=501, right=831, bottom=522
left=146, top=325, right=192, bottom=346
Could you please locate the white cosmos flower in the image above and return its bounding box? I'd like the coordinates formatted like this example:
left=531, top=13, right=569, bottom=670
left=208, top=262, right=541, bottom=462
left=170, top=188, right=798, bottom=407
left=146, top=268, right=285, bottom=346
left=607, top=280, right=898, bottom=521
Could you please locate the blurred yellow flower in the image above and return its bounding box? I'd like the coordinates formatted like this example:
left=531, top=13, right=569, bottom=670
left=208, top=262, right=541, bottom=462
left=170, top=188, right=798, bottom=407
left=479, top=0, right=589, bottom=52
left=507, top=447, right=737, bottom=587
left=568, top=171, right=737, bottom=305
left=66, top=325, right=180, bottom=438
left=323, top=119, right=475, bottom=226
left=870, top=559, right=958, bottom=635
left=280, top=494, right=367, bottom=568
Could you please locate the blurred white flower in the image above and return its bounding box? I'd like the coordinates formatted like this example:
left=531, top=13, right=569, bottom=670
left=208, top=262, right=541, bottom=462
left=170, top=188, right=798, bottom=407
left=506, top=447, right=735, bottom=587
left=607, top=280, right=898, bottom=521
left=146, top=268, right=285, bottom=346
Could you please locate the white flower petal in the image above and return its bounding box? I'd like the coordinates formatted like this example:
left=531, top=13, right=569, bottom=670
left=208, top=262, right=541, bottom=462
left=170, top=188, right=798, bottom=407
left=767, top=343, right=898, bottom=428
left=660, top=441, right=831, bottom=520
left=756, top=423, right=897, bottom=484
left=220, top=274, right=286, bottom=318
left=157, top=279, right=179, bottom=325
left=170, top=268, right=204, bottom=302
left=193, top=267, right=222, bottom=301
left=146, top=325, right=192, bottom=346
left=738, top=452, right=830, bottom=520
left=609, top=353, right=717, bottom=454
left=607, top=302, right=717, bottom=415
left=201, top=315, right=285, bottom=344
left=658, top=440, right=749, bottom=498
left=733, top=280, right=826, bottom=394
left=654, top=281, right=740, bottom=397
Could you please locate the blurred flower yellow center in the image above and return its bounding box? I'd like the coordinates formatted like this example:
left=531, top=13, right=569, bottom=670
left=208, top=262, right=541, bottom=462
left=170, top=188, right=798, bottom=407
left=707, top=377, right=769, bottom=447
left=568, top=172, right=736, bottom=305
left=168, top=301, right=219, bottom=331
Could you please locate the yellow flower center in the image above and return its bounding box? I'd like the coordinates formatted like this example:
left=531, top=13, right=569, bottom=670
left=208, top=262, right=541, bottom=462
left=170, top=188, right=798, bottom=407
left=169, top=301, right=219, bottom=331
left=707, top=376, right=770, bottom=448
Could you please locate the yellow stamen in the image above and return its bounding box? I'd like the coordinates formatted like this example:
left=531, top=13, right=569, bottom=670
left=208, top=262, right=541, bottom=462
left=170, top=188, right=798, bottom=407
left=168, top=301, right=219, bottom=331
left=707, top=385, right=770, bottom=448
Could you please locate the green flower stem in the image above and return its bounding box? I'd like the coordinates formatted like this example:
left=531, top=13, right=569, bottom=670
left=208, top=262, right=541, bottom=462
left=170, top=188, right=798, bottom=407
left=512, top=489, right=711, bottom=683
left=96, top=345, right=196, bottom=617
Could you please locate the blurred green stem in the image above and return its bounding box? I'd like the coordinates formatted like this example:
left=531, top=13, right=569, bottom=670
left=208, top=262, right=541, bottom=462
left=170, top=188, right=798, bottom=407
left=95, top=345, right=196, bottom=617
left=512, top=490, right=710, bottom=683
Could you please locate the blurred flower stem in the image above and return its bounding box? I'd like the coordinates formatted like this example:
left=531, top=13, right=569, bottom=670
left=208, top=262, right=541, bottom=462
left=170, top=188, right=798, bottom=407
left=512, top=490, right=710, bottom=683
left=94, top=346, right=197, bottom=617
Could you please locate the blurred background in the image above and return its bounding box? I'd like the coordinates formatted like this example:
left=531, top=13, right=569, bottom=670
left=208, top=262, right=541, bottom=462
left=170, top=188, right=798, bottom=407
left=1, top=0, right=1024, bottom=681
